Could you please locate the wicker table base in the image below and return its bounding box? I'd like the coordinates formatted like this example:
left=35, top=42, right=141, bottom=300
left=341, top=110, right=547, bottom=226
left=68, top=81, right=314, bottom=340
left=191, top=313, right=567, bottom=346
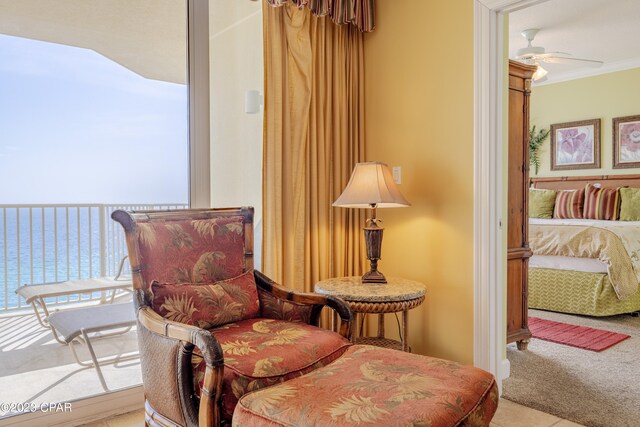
left=354, top=336, right=407, bottom=351
left=315, top=277, right=426, bottom=352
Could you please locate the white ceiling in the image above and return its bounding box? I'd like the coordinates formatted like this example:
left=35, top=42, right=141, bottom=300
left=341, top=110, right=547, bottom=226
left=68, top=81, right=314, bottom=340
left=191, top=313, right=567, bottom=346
left=509, top=0, right=640, bottom=85
left=0, top=0, right=187, bottom=84
left=0, top=0, right=262, bottom=85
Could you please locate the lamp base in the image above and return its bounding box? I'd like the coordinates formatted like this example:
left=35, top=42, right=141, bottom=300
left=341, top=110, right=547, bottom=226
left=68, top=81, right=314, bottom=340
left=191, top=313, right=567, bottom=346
left=363, top=218, right=386, bottom=284
left=362, top=269, right=387, bottom=284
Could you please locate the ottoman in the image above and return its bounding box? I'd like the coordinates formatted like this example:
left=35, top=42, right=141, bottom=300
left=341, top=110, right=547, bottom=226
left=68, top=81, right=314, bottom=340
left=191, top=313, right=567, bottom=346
left=233, top=345, right=499, bottom=426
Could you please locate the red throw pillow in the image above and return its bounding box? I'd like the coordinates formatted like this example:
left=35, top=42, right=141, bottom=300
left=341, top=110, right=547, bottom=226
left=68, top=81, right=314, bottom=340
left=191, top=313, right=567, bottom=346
left=583, top=184, right=621, bottom=220
left=553, top=189, right=584, bottom=219
left=150, top=270, right=260, bottom=329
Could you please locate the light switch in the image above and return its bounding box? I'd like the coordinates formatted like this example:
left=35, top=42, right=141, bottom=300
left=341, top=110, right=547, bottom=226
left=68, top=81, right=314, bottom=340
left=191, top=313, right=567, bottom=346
left=392, top=166, right=401, bottom=184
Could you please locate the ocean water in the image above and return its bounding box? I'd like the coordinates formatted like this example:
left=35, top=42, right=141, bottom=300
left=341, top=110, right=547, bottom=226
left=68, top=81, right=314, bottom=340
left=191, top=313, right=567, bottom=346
left=0, top=207, right=128, bottom=310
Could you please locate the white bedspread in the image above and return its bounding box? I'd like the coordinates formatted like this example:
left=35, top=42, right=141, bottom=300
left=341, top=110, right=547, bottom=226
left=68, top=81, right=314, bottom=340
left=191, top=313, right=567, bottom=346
left=529, top=255, right=608, bottom=274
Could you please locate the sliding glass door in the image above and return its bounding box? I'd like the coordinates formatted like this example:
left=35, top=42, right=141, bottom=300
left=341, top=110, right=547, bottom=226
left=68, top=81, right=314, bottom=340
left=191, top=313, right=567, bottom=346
left=0, top=0, right=197, bottom=422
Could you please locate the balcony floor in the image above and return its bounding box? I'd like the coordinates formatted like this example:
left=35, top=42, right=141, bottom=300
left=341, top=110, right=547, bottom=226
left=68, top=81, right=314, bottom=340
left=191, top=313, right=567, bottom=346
left=0, top=306, right=141, bottom=417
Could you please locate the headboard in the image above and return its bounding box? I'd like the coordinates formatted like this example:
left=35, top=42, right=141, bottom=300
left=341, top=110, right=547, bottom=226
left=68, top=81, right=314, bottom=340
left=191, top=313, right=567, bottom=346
left=531, top=174, right=640, bottom=190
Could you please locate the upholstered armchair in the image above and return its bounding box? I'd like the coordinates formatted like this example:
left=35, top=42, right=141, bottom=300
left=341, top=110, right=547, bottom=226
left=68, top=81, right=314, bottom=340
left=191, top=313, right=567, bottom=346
left=111, top=207, right=352, bottom=426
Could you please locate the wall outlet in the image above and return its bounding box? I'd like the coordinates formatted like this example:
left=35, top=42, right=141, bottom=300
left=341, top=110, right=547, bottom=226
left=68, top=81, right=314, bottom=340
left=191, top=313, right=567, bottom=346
left=392, top=166, right=401, bottom=184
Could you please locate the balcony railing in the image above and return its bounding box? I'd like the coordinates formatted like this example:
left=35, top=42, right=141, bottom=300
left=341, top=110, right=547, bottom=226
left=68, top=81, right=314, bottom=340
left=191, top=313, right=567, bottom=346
left=0, top=203, right=187, bottom=313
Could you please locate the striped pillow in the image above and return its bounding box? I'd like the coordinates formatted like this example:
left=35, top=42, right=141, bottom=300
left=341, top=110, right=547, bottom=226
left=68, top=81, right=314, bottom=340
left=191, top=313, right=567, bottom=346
left=583, top=184, right=621, bottom=220
left=553, top=189, right=584, bottom=219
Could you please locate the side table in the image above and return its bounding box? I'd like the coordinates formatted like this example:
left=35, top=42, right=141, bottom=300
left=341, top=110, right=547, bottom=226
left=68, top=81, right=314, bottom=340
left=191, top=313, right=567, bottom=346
left=314, top=276, right=426, bottom=352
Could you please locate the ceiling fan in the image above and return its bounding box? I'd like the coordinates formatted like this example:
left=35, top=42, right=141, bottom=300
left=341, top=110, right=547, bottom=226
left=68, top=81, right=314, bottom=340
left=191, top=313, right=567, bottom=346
left=515, top=29, right=603, bottom=82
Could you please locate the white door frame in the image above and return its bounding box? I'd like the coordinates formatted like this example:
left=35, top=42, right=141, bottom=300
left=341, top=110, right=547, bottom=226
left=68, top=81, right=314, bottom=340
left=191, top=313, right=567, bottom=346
left=473, top=0, right=549, bottom=392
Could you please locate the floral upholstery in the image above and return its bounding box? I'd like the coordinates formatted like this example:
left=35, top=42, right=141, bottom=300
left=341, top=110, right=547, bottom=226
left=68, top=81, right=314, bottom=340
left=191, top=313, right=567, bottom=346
left=150, top=271, right=260, bottom=329
left=135, top=216, right=246, bottom=294
left=192, top=318, right=352, bottom=421
left=258, top=288, right=313, bottom=323
left=233, top=345, right=499, bottom=427
left=113, top=208, right=358, bottom=427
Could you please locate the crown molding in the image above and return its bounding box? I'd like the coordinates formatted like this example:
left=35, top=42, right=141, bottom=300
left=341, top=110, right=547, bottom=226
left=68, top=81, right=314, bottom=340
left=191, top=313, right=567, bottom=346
left=534, top=57, right=640, bottom=86
left=477, top=0, right=549, bottom=13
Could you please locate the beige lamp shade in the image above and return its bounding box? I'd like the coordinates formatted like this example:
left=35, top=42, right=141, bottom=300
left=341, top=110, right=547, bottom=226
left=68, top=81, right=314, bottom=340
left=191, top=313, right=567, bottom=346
left=333, top=162, right=411, bottom=208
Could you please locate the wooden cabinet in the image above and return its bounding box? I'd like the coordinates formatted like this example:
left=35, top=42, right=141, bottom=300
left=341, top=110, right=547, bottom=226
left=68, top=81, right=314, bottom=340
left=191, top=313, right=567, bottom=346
left=507, top=60, right=536, bottom=350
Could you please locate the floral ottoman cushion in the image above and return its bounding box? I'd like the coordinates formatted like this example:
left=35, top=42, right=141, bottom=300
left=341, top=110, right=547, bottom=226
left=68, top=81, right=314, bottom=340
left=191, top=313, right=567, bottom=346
left=192, top=318, right=352, bottom=421
left=232, top=345, right=499, bottom=427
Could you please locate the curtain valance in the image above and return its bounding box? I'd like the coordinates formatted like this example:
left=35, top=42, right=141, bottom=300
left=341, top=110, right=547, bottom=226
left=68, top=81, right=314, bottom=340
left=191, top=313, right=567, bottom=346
left=266, top=0, right=375, bottom=32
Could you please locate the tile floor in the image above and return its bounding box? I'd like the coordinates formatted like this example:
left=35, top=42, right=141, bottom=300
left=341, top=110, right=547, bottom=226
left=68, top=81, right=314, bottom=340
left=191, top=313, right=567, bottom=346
left=490, top=399, right=584, bottom=427
left=79, top=408, right=144, bottom=427
left=87, top=398, right=585, bottom=427
left=0, top=310, right=141, bottom=417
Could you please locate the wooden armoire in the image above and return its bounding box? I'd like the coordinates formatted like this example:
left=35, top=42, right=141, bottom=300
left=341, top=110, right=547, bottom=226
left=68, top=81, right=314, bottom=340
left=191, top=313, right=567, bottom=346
left=507, top=60, right=536, bottom=350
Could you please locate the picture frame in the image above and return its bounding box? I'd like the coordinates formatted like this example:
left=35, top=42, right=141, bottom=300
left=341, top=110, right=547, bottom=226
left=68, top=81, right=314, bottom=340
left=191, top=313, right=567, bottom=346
left=612, top=115, right=640, bottom=169
left=550, top=119, right=601, bottom=171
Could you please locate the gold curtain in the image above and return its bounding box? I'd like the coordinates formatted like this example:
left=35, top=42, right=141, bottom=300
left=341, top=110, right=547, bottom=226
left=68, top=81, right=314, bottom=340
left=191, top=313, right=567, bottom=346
left=262, top=2, right=365, bottom=292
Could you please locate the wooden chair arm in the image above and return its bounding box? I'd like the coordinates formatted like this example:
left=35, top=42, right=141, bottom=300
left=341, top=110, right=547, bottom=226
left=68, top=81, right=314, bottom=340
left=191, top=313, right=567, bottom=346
left=254, top=270, right=353, bottom=339
left=138, top=307, right=224, bottom=365
left=137, top=307, right=224, bottom=427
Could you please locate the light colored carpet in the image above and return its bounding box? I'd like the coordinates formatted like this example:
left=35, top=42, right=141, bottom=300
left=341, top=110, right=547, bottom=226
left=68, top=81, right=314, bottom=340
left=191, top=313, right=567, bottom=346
left=503, top=309, right=640, bottom=427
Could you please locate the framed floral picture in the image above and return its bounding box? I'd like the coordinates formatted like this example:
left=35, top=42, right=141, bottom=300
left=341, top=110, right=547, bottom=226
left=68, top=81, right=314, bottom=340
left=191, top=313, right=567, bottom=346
left=550, top=119, right=601, bottom=171
left=613, top=115, right=640, bottom=169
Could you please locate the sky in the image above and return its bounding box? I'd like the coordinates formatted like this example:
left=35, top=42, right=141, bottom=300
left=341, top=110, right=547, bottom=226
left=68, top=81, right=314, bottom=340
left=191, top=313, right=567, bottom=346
left=0, top=34, right=189, bottom=205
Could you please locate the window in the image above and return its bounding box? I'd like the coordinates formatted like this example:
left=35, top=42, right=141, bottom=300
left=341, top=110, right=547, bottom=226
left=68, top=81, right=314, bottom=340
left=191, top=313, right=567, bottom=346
left=0, top=1, right=196, bottom=419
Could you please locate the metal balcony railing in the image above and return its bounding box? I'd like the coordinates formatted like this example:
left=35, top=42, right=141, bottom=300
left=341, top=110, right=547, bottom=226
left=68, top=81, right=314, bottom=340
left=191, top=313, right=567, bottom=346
left=0, top=203, right=187, bottom=313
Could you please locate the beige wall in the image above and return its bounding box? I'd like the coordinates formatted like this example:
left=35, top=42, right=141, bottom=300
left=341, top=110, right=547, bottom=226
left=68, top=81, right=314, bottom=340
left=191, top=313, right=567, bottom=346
left=530, top=68, right=640, bottom=177
left=209, top=1, right=263, bottom=266
left=364, top=0, right=475, bottom=363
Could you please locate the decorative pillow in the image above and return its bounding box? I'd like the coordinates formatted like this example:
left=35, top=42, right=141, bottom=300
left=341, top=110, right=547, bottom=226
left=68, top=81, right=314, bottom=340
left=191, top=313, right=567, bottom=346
left=618, top=187, right=640, bottom=221
left=135, top=216, right=247, bottom=291
left=150, top=270, right=260, bottom=329
left=529, top=188, right=557, bottom=219
left=583, top=184, right=621, bottom=220
left=553, top=189, right=584, bottom=219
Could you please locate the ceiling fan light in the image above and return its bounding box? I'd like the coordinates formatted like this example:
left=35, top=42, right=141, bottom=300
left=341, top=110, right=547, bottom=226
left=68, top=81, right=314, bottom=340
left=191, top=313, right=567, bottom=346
left=533, top=65, right=548, bottom=81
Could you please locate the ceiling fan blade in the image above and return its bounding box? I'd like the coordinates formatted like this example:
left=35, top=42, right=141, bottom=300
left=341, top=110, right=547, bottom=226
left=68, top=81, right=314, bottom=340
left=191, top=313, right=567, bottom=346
left=538, top=51, right=572, bottom=57
left=542, top=56, right=604, bottom=67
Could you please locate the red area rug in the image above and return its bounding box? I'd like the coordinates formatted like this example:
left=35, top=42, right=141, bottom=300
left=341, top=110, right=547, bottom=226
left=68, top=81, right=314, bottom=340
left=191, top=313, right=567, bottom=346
left=528, top=317, right=630, bottom=352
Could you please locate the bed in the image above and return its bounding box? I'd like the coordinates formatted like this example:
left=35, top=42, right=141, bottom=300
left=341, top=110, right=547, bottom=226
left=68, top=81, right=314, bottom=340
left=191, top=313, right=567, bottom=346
left=529, top=175, right=640, bottom=316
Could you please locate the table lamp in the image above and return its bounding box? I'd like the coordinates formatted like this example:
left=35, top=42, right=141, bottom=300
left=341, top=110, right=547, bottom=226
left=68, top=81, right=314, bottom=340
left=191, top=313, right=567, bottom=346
left=333, top=162, right=410, bottom=283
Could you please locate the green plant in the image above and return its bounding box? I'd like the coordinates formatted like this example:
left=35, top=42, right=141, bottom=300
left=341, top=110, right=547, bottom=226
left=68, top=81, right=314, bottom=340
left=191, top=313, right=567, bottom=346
left=529, top=125, right=550, bottom=175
